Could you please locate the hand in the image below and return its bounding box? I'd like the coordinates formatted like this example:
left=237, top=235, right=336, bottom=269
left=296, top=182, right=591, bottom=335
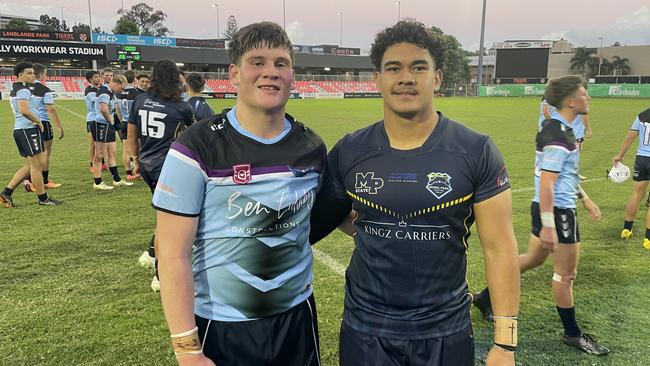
left=582, top=199, right=601, bottom=221
left=36, top=122, right=44, bottom=132
left=58, top=127, right=65, bottom=139
left=176, top=353, right=216, bottom=366
left=612, top=156, right=622, bottom=166
left=486, top=346, right=515, bottom=366
left=539, top=226, right=557, bottom=252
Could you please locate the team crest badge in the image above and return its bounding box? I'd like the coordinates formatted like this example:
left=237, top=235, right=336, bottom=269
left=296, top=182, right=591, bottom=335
left=426, top=172, right=452, bottom=198
left=233, top=164, right=252, bottom=184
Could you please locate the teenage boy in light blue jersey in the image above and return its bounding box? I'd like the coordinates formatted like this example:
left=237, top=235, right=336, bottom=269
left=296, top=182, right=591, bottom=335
left=0, top=62, right=63, bottom=207
left=613, top=108, right=650, bottom=248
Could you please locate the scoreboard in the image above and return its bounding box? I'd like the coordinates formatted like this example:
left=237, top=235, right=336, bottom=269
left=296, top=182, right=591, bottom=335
left=117, top=45, right=141, bottom=61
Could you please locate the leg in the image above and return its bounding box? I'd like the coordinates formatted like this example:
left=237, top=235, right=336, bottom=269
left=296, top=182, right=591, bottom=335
left=624, top=180, right=648, bottom=222
left=551, top=243, right=580, bottom=309
left=6, top=160, right=31, bottom=191
left=519, top=234, right=550, bottom=273
left=87, top=132, right=94, bottom=168
left=93, top=141, right=105, bottom=180
left=26, top=153, right=46, bottom=196
left=107, top=141, right=117, bottom=168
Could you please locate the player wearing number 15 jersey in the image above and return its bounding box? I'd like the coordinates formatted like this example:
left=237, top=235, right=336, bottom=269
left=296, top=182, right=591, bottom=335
left=127, top=59, right=194, bottom=290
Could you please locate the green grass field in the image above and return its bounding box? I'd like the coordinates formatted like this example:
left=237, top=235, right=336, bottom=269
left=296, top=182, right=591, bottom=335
left=1, top=97, right=649, bottom=366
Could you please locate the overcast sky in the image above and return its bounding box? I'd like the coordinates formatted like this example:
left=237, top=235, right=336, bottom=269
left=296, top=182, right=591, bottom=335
left=1, top=0, right=649, bottom=50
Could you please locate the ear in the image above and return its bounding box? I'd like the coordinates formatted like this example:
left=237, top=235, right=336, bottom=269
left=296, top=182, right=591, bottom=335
left=373, top=70, right=381, bottom=91
left=432, top=69, right=443, bottom=92
left=229, top=64, right=240, bottom=87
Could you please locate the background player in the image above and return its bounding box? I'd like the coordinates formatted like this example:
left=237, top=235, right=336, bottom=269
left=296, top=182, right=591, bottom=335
left=309, top=20, right=520, bottom=366
left=127, top=60, right=195, bottom=290
left=84, top=71, right=101, bottom=171
left=474, top=75, right=609, bottom=355
left=90, top=75, right=133, bottom=190
left=613, top=108, right=650, bottom=248
left=153, top=22, right=325, bottom=365
left=117, top=70, right=140, bottom=180
left=0, top=62, right=63, bottom=207
left=29, top=63, right=64, bottom=189
left=185, top=72, right=215, bottom=121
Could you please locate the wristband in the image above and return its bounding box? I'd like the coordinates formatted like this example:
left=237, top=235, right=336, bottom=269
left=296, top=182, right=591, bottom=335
left=494, top=343, right=517, bottom=352
left=540, top=212, right=555, bottom=228
left=171, top=326, right=202, bottom=356
left=494, top=317, right=518, bottom=347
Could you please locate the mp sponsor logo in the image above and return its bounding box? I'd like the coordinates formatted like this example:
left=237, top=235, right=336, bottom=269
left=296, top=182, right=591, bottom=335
left=355, top=172, right=384, bottom=194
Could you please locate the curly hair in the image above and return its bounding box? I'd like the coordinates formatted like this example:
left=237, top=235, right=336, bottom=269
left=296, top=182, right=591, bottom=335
left=370, top=19, right=447, bottom=71
left=228, top=21, right=293, bottom=65
left=544, top=75, right=587, bottom=108
left=149, top=59, right=181, bottom=102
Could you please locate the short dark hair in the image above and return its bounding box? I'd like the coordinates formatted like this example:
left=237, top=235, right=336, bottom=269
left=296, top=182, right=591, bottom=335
left=370, top=19, right=447, bottom=71
left=86, top=70, right=100, bottom=82
left=33, top=63, right=46, bottom=78
left=13, top=62, right=33, bottom=76
left=544, top=75, right=587, bottom=109
left=185, top=72, right=205, bottom=93
left=150, top=59, right=181, bottom=102
left=136, top=73, right=149, bottom=80
left=228, top=21, right=293, bottom=65
left=123, top=70, right=136, bottom=83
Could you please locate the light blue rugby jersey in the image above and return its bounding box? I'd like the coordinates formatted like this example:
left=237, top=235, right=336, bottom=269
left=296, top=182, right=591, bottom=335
left=84, top=85, right=98, bottom=122
left=94, top=87, right=115, bottom=124
left=630, top=115, right=650, bottom=157
left=10, top=83, right=38, bottom=130
left=533, top=111, right=580, bottom=208
left=538, top=99, right=556, bottom=129
left=33, top=80, right=55, bottom=122
left=152, top=110, right=326, bottom=322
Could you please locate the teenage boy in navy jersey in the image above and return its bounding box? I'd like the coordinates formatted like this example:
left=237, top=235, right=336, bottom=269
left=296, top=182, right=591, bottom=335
left=310, top=20, right=520, bottom=366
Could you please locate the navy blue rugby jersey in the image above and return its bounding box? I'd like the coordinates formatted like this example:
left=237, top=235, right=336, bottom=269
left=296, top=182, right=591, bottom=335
left=187, top=96, right=215, bottom=121
left=152, top=111, right=327, bottom=321
left=128, top=92, right=195, bottom=171
left=310, top=112, right=511, bottom=340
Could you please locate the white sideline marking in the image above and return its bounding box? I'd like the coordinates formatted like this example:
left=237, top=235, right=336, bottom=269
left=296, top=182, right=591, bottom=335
left=313, top=248, right=347, bottom=277
left=314, top=178, right=606, bottom=277
left=57, top=103, right=86, bottom=120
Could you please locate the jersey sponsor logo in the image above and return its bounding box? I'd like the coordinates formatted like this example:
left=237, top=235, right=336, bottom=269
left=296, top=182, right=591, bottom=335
left=426, top=172, right=453, bottom=199
left=233, top=164, right=252, bottom=184
left=496, top=166, right=510, bottom=188
left=355, top=172, right=384, bottom=194
left=387, top=172, right=418, bottom=183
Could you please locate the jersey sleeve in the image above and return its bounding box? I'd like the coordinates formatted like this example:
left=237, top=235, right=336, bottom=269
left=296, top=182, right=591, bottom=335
left=97, top=93, right=110, bottom=105
left=631, top=117, right=641, bottom=131
left=474, top=137, right=511, bottom=203
left=43, top=91, right=54, bottom=105
left=540, top=143, right=569, bottom=173
left=309, top=140, right=353, bottom=244
left=16, top=88, right=30, bottom=100
left=182, top=103, right=196, bottom=127
left=152, top=141, right=207, bottom=217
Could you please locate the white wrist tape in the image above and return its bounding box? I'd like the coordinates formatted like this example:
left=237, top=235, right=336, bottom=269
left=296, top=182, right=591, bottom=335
left=540, top=212, right=555, bottom=228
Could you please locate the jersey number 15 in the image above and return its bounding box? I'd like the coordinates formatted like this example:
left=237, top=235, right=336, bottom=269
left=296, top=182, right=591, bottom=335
left=138, top=110, right=167, bottom=138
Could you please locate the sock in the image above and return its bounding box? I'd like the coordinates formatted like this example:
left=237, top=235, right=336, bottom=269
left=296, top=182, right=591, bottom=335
left=94, top=177, right=102, bottom=185
left=37, top=193, right=48, bottom=202
left=42, top=170, right=49, bottom=184
left=102, top=158, right=105, bottom=164
left=556, top=306, right=581, bottom=337
left=148, top=235, right=156, bottom=258
left=90, top=161, right=93, bottom=168
left=126, top=169, right=133, bottom=176
left=109, top=166, right=121, bottom=182
left=645, top=228, right=650, bottom=240
left=3, top=187, right=13, bottom=196
left=624, top=220, right=634, bottom=230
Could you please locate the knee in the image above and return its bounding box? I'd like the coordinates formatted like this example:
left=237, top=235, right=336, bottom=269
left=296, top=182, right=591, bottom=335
left=553, top=270, right=577, bottom=286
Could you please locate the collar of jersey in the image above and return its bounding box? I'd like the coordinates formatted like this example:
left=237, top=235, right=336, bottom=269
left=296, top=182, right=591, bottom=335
left=377, top=111, right=448, bottom=154
left=550, top=111, right=573, bottom=128
left=226, top=107, right=292, bottom=145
